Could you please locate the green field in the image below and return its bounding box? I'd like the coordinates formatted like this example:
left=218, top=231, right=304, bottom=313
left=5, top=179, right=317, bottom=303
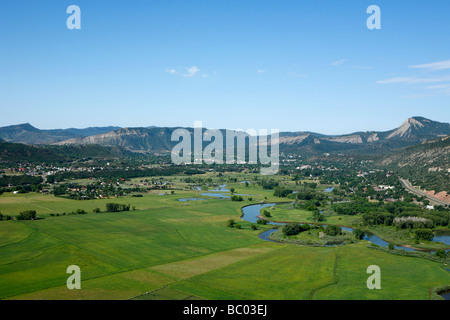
left=1, top=175, right=449, bottom=300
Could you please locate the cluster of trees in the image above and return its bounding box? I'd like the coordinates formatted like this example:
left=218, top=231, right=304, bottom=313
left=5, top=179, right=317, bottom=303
left=0, top=212, right=12, bottom=221
left=282, top=222, right=310, bottom=236
left=105, top=203, right=131, bottom=212
left=47, top=166, right=187, bottom=183
left=414, top=229, right=434, bottom=241
left=0, top=175, right=44, bottom=194
left=362, top=209, right=449, bottom=229
left=273, top=187, right=293, bottom=198
left=0, top=175, right=43, bottom=188
left=295, top=190, right=324, bottom=201
left=334, top=198, right=449, bottom=230
left=231, top=195, right=244, bottom=202
left=257, top=218, right=268, bottom=225
left=312, top=210, right=325, bottom=222
left=17, top=210, right=37, bottom=220
left=324, top=225, right=342, bottom=236
left=393, top=216, right=433, bottom=229
left=258, top=179, right=279, bottom=190
left=53, top=182, right=142, bottom=200
left=50, top=209, right=88, bottom=216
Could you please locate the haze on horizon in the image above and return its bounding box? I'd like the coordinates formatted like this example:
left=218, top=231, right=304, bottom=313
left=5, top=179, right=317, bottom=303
left=1, top=1, right=450, bottom=135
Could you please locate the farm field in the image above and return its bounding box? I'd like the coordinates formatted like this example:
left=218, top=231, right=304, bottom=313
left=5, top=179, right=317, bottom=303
left=0, top=174, right=449, bottom=300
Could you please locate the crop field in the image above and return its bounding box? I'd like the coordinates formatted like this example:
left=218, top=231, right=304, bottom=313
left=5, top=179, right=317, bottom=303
left=0, top=174, right=449, bottom=300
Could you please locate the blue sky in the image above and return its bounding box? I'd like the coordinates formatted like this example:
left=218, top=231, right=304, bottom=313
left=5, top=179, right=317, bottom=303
left=0, top=0, right=449, bottom=134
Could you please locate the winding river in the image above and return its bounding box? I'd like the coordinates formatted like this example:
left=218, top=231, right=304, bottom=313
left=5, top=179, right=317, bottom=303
left=240, top=203, right=450, bottom=252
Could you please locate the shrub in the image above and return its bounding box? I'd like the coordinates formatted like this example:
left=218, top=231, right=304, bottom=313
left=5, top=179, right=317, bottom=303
left=227, top=219, right=236, bottom=228
left=414, top=229, right=434, bottom=241
left=435, top=249, right=447, bottom=259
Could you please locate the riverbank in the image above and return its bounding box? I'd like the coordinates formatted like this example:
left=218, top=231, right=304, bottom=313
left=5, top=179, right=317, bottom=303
left=244, top=203, right=450, bottom=253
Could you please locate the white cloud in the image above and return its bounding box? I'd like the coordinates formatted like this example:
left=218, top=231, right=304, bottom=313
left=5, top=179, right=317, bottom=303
left=408, top=60, right=450, bottom=71
left=257, top=70, right=266, bottom=74
left=182, top=66, right=200, bottom=77
left=331, top=59, right=346, bottom=66
left=165, top=66, right=200, bottom=77
left=376, top=76, right=450, bottom=84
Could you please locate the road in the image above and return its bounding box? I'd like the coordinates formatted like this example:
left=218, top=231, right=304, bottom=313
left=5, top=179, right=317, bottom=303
left=400, top=178, right=450, bottom=207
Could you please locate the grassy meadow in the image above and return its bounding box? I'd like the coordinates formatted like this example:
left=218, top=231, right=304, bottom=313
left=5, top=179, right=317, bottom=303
left=0, top=173, right=449, bottom=300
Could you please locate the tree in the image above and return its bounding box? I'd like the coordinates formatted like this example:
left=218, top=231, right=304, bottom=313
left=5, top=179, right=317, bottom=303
left=273, top=187, right=293, bottom=198
left=312, top=210, right=324, bottom=222
left=17, top=210, right=37, bottom=221
left=257, top=218, right=268, bottom=225
left=353, top=228, right=365, bottom=240
left=106, top=203, right=130, bottom=212
left=282, top=223, right=302, bottom=236
left=324, top=225, right=341, bottom=236
left=231, top=195, right=244, bottom=202
left=262, top=210, right=271, bottom=218
left=435, top=249, right=447, bottom=259
left=414, top=229, right=434, bottom=241
left=0, top=213, right=12, bottom=221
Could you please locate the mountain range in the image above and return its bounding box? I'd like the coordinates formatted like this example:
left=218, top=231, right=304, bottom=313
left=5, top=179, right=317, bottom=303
left=1, top=117, right=449, bottom=155
left=0, top=123, right=121, bottom=145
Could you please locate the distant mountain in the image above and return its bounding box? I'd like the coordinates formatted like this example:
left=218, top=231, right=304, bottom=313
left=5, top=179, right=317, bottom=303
left=49, top=126, right=122, bottom=138
left=55, top=127, right=249, bottom=153
left=278, top=117, right=450, bottom=155
left=2, top=117, right=449, bottom=155
left=0, top=123, right=121, bottom=145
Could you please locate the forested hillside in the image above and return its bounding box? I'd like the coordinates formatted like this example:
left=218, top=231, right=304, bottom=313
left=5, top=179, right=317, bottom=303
left=380, top=136, right=450, bottom=192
